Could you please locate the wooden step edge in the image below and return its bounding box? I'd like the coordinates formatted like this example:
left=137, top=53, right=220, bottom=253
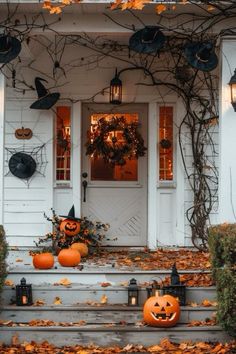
left=0, top=324, right=224, bottom=332
left=6, top=268, right=212, bottom=274
left=0, top=305, right=217, bottom=311
left=2, top=284, right=216, bottom=290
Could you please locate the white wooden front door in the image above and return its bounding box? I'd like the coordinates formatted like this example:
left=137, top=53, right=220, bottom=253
left=81, top=103, right=148, bottom=246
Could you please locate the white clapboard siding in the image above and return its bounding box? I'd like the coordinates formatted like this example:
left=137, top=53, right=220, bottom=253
left=4, top=100, right=53, bottom=246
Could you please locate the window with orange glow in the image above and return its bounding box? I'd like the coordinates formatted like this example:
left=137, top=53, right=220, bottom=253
left=159, top=107, right=173, bottom=181
left=55, top=106, right=71, bottom=182
left=90, top=113, right=138, bottom=181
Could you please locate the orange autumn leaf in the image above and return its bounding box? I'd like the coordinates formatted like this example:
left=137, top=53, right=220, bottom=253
left=100, top=294, right=108, bottom=304
left=34, top=299, right=45, bottom=306
left=53, top=296, right=62, bottom=305
left=100, top=282, right=111, bottom=287
left=156, top=4, right=167, bottom=15
left=4, top=279, right=14, bottom=286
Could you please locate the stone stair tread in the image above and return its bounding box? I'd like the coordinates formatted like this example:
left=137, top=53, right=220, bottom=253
left=7, top=266, right=211, bottom=274
left=0, top=324, right=223, bottom=331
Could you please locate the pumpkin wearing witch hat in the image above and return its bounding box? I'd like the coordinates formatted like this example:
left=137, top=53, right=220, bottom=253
left=0, top=34, right=21, bottom=64
left=60, top=205, right=81, bottom=236
left=30, top=77, right=60, bottom=110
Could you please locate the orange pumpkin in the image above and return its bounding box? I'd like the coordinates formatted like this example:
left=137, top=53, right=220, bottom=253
left=70, top=242, right=89, bottom=257
left=143, top=292, right=180, bottom=327
left=58, top=248, right=81, bottom=267
left=33, top=252, right=54, bottom=269
left=60, top=218, right=80, bottom=236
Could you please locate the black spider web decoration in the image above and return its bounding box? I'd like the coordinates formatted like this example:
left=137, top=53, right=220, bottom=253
left=5, top=144, right=48, bottom=187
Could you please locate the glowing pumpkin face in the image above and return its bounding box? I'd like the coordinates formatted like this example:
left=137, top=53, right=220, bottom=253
left=60, top=218, right=80, bottom=236
left=143, top=293, right=180, bottom=327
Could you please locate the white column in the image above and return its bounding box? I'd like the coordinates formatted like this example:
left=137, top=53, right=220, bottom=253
left=0, top=73, right=5, bottom=225
left=218, top=38, right=236, bottom=223
left=72, top=101, right=82, bottom=216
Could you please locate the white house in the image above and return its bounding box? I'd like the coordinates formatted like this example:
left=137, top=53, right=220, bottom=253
left=0, top=0, right=236, bottom=250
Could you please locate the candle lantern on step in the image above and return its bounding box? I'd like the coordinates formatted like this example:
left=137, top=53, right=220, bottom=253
left=128, top=278, right=139, bottom=306
left=16, top=277, right=33, bottom=306
left=146, top=280, right=160, bottom=298
left=162, top=263, right=186, bottom=306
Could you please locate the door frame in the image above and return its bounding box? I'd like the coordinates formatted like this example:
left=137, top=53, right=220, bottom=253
left=71, top=101, right=185, bottom=249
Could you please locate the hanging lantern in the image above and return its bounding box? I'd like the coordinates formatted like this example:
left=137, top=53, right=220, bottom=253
left=162, top=263, right=186, bottom=306
left=146, top=280, right=160, bottom=298
left=15, top=277, right=33, bottom=306
left=128, top=278, right=139, bottom=306
left=229, top=69, right=236, bottom=111
left=110, top=69, right=122, bottom=105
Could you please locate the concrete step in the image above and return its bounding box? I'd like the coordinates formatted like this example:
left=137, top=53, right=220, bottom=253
left=0, top=324, right=231, bottom=346
left=2, top=284, right=216, bottom=306
left=0, top=305, right=216, bottom=324
left=6, top=266, right=211, bottom=286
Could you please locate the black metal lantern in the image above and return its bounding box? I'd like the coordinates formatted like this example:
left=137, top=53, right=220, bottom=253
left=110, top=69, right=122, bottom=105
left=16, top=277, right=33, bottom=306
left=229, top=69, right=236, bottom=111
left=146, top=280, right=160, bottom=298
left=162, top=263, right=186, bottom=306
left=128, top=278, right=139, bottom=306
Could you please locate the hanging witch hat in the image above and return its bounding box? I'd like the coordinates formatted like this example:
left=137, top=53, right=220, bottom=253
left=184, top=41, right=218, bottom=72
left=60, top=205, right=80, bottom=221
left=30, top=77, right=60, bottom=110
left=0, top=34, right=21, bottom=64
left=9, top=152, right=37, bottom=179
left=129, top=26, right=165, bottom=54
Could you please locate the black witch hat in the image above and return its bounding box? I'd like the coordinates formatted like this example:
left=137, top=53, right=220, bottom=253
left=60, top=205, right=80, bottom=221
left=184, top=41, right=218, bottom=72
left=129, top=26, right=165, bottom=54
left=30, top=77, right=60, bottom=110
left=9, top=152, right=37, bottom=179
left=0, top=34, right=21, bottom=64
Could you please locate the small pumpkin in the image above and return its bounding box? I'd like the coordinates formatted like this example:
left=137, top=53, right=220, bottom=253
left=33, top=252, right=54, bottom=269
left=60, top=218, right=81, bottom=236
left=15, top=127, right=33, bottom=140
left=70, top=242, right=89, bottom=257
left=58, top=248, right=81, bottom=267
left=143, top=292, right=180, bottom=327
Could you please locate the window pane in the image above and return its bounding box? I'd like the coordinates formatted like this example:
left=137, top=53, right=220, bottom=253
left=89, top=113, right=138, bottom=181
left=159, top=106, right=173, bottom=181
left=56, top=106, right=71, bottom=182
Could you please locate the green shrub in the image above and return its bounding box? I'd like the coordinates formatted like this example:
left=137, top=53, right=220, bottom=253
left=208, top=224, right=236, bottom=337
left=0, top=225, right=8, bottom=304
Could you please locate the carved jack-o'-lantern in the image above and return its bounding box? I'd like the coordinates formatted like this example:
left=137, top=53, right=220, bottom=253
left=60, top=218, right=80, bottom=236
left=143, top=293, right=180, bottom=327
left=15, top=127, right=33, bottom=140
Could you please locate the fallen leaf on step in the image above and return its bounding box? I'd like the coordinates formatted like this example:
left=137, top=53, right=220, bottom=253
left=34, top=299, right=45, bottom=306
left=159, top=338, right=177, bottom=350
left=122, top=344, right=133, bottom=351
left=15, top=258, right=23, bottom=262
left=24, top=343, right=35, bottom=351
left=135, top=321, right=145, bottom=327
left=201, top=299, right=217, bottom=307
left=148, top=344, right=164, bottom=352
left=189, top=301, right=198, bottom=307
left=0, top=320, right=13, bottom=326
left=100, top=294, right=108, bottom=304
left=57, top=278, right=72, bottom=286
left=11, top=334, right=19, bottom=345
left=100, top=282, right=111, bottom=287
left=4, top=279, right=14, bottom=286
left=53, top=296, right=62, bottom=305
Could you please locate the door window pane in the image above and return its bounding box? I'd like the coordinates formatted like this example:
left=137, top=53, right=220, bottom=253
left=55, top=106, right=71, bottom=183
left=89, top=113, right=138, bottom=181
left=159, top=106, right=173, bottom=181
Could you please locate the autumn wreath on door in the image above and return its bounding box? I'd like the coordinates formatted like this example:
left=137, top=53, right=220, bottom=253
left=86, top=116, right=147, bottom=166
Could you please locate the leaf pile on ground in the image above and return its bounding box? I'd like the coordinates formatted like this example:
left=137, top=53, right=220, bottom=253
left=0, top=338, right=235, bottom=353
left=86, top=248, right=211, bottom=270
